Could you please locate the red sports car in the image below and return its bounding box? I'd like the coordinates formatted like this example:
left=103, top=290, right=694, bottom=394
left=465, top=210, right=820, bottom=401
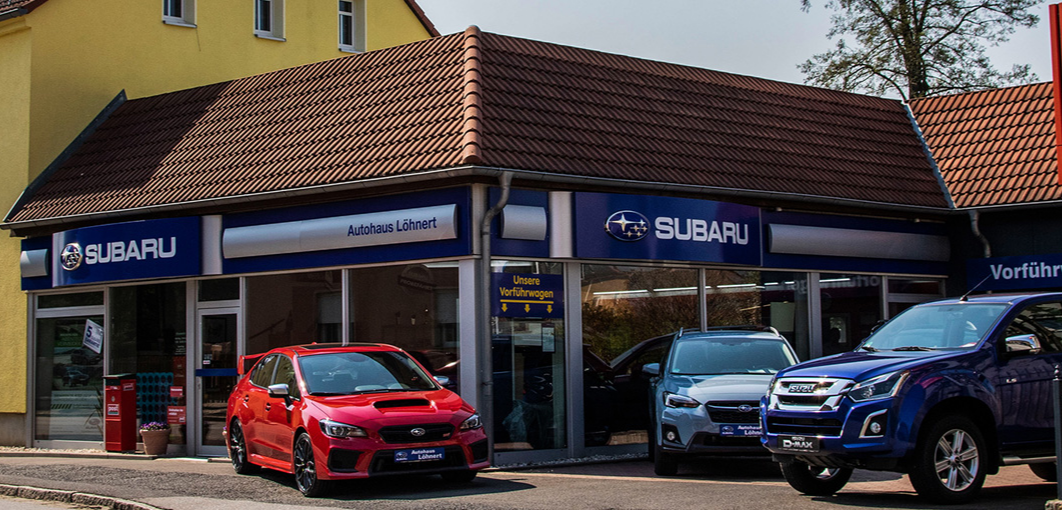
left=224, top=343, right=489, bottom=496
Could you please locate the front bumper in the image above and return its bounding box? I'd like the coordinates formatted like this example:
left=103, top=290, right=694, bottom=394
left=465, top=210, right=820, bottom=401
left=316, top=427, right=490, bottom=480
left=658, top=402, right=767, bottom=456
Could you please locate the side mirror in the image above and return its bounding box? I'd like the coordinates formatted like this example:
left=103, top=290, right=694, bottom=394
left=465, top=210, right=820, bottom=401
left=642, top=363, right=660, bottom=377
left=267, top=383, right=291, bottom=401
left=1005, top=334, right=1042, bottom=355
left=433, top=375, right=450, bottom=387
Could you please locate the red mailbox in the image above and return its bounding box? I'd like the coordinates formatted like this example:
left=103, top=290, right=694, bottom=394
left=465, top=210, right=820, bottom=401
left=104, top=374, right=137, bottom=452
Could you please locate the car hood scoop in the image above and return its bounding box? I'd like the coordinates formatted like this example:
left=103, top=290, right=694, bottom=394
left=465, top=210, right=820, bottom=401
left=373, top=398, right=431, bottom=409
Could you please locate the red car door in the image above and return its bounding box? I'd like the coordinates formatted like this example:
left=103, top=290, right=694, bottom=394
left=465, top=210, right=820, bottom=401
left=241, top=354, right=278, bottom=461
left=260, top=354, right=299, bottom=465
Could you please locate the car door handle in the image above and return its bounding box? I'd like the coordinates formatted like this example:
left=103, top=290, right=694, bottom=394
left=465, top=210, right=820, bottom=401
left=243, top=395, right=249, bottom=402
left=265, top=403, right=271, bottom=411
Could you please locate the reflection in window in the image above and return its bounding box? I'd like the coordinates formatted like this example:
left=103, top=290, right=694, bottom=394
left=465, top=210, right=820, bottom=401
left=821, top=274, right=881, bottom=356
left=246, top=271, right=342, bottom=355
left=35, top=316, right=105, bottom=441
left=348, top=264, right=459, bottom=393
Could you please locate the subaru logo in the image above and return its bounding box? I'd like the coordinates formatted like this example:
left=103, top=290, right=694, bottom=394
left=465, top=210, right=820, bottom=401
left=604, top=210, right=651, bottom=241
left=410, top=427, right=426, bottom=437
left=59, top=243, right=83, bottom=271
left=737, top=404, right=753, bottom=413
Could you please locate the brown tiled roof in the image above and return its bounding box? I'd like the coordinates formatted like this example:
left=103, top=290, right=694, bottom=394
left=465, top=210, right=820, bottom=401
left=909, top=83, right=1060, bottom=208
left=5, top=27, right=949, bottom=226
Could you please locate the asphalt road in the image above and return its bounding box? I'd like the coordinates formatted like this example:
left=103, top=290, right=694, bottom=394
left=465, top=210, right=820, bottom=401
left=0, top=454, right=1054, bottom=510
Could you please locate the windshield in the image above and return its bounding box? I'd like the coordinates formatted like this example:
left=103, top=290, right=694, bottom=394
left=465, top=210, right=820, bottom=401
left=668, top=337, right=797, bottom=375
left=299, top=351, right=438, bottom=395
left=861, top=303, right=1009, bottom=351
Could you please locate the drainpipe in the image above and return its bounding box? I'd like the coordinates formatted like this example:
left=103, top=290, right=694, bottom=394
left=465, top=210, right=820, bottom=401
left=968, top=210, right=991, bottom=259
left=479, top=171, right=512, bottom=461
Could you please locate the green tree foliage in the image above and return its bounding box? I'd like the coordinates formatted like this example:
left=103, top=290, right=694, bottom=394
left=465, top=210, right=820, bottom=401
left=799, top=0, right=1041, bottom=99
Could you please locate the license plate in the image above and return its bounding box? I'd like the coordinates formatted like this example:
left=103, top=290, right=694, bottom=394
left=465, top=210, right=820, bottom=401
left=720, top=424, right=762, bottom=436
left=777, top=434, right=819, bottom=452
left=394, top=446, right=446, bottom=463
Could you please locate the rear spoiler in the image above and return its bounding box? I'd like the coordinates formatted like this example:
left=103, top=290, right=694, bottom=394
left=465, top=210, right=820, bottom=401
left=238, top=353, right=266, bottom=375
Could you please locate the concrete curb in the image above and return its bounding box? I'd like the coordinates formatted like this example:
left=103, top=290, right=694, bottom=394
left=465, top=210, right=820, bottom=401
left=0, top=484, right=164, bottom=510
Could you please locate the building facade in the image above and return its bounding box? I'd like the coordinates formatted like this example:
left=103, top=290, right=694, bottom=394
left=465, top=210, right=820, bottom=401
left=5, top=28, right=962, bottom=463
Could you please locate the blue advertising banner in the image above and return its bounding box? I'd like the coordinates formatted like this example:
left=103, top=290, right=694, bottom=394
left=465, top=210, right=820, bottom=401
left=491, top=273, right=563, bottom=318
left=967, top=253, right=1062, bottom=291
left=52, top=217, right=201, bottom=287
left=573, top=192, right=761, bottom=265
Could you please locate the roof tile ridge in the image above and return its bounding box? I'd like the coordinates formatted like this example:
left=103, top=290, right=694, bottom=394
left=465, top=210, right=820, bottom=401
left=460, top=26, right=484, bottom=165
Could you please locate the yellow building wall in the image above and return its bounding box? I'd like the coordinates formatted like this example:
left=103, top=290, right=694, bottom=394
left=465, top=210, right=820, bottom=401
left=0, top=18, right=32, bottom=416
left=0, top=0, right=431, bottom=420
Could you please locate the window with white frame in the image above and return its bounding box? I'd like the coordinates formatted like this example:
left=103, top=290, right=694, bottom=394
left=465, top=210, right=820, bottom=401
left=338, top=0, right=365, bottom=53
left=163, top=0, right=195, bottom=26
left=255, top=0, right=285, bottom=40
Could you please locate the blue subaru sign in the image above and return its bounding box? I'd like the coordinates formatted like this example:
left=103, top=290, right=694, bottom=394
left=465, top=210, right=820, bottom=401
left=573, top=192, right=761, bottom=265
left=52, top=217, right=201, bottom=287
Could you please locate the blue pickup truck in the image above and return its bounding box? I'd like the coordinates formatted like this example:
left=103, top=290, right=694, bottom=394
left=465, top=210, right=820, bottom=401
left=762, top=292, right=1062, bottom=503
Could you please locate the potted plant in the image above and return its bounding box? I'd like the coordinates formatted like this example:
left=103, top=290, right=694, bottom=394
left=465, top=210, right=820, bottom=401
left=139, top=422, right=169, bottom=456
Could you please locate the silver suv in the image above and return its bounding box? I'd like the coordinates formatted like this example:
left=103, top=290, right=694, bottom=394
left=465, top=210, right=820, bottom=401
left=643, top=327, right=798, bottom=475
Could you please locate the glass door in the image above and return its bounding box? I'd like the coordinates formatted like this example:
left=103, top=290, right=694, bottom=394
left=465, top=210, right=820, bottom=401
left=195, top=308, right=240, bottom=456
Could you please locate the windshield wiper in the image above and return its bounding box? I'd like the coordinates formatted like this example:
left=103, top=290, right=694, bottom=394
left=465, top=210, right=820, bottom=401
left=892, top=346, right=935, bottom=351
left=861, top=345, right=880, bottom=352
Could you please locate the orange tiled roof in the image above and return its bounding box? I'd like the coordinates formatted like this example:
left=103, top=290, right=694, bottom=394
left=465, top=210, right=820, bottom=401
left=909, top=83, right=1060, bottom=208
left=5, top=28, right=949, bottom=226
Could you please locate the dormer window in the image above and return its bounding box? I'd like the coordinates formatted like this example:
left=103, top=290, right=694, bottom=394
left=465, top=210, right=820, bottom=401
left=255, top=0, right=285, bottom=41
left=163, top=0, right=196, bottom=27
left=338, top=0, right=365, bottom=53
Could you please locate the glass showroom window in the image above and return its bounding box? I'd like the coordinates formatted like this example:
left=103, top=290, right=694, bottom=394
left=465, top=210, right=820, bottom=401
left=580, top=265, right=698, bottom=447
left=348, top=263, right=460, bottom=393
left=110, top=283, right=188, bottom=445
left=708, top=270, right=811, bottom=360
left=34, top=312, right=104, bottom=442
left=820, top=273, right=882, bottom=356
left=493, top=261, right=566, bottom=452
left=246, top=270, right=342, bottom=355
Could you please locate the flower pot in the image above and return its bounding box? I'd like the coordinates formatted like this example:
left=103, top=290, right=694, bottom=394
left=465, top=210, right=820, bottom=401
left=140, top=429, right=169, bottom=456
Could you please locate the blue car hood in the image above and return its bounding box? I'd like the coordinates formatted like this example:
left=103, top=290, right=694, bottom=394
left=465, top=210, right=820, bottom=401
left=777, top=350, right=966, bottom=382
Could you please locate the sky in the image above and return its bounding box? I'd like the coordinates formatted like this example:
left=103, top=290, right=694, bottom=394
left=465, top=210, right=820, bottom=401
left=415, top=0, right=1054, bottom=95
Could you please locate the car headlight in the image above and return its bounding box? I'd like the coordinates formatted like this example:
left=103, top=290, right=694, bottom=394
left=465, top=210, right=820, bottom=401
left=664, top=392, right=701, bottom=409
left=848, top=371, right=909, bottom=402
left=766, top=375, right=780, bottom=398
left=460, top=413, right=482, bottom=431
left=319, top=419, right=367, bottom=438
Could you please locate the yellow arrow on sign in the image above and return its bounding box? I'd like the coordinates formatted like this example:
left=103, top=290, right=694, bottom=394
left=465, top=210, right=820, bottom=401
left=502, top=303, right=508, bottom=312
left=524, top=304, right=530, bottom=313
left=547, top=305, right=553, bottom=313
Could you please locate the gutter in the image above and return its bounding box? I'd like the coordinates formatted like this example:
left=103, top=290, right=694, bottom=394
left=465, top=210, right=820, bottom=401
left=0, top=7, right=27, bottom=22
left=2, top=166, right=956, bottom=234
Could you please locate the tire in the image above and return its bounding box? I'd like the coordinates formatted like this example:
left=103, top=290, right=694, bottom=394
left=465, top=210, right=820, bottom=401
left=908, top=416, right=986, bottom=504
left=653, top=444, right=678, bottom=476
left=1030, top=462, right=1058, bottom=482
left=293, top=432, right=329, bottom=497
left=440, top=470, right=477, bottom=483
left=780, top=460, right=853, bottom=496
left=228, top=420, right=259, bottom=475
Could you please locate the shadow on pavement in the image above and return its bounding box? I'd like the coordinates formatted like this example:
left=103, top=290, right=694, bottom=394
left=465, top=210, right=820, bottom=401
left=258, top=470, right=535, bottom=501
left=807, top=482, right=1056, bottom=509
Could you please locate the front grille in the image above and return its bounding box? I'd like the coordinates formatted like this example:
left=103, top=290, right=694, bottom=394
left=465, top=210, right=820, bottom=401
left=766, top=416, right=843, bottom=436
left=328, top=448, right=361, bottom=472
left=769, top=377, right=853, bottom=412
left=706, top=401, right=760, bottom=424
left=378, top=423, right=454, bottom=444
left=369, top=445, right=466, bottom=475
left=777, top=395, right=831, bottom=407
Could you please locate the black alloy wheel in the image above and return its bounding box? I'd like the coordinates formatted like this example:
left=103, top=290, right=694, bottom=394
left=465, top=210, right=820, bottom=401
left=908, top=416, right=986, bottom=504
left=780, top=460, right=853, bottom=496
left=293, top=432, right=329, bottom=497
left=228, top=420, right=258, bottom=475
